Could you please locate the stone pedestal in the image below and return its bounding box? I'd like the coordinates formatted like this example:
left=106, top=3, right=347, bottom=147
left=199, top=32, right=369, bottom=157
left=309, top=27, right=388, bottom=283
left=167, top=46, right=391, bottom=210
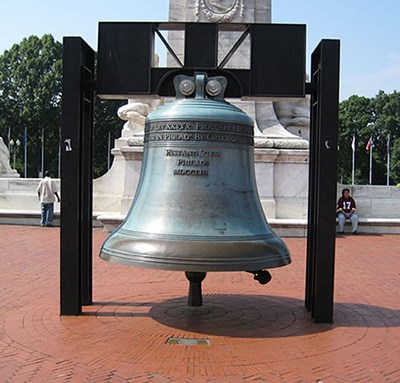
left=255, top=148, right=309, bottom=219
left=0, top=169, right=19, bottom=178
left=93, top=144, right=143, bottom=215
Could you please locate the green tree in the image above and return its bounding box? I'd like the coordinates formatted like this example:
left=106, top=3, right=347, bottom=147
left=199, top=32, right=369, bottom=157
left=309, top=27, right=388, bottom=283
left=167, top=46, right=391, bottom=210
left=0, top=34, right=126, bottom=178
left=93, top=98, right=125, bottom=178
left=338, top=95, right=374, bottom=184
left=338, top=91, right=400, bottom=185
left=371, top=91, right=400, bottom=184
left=391, top=137, right=400, bottom=184
left=0, top=34, right=62, bottom=177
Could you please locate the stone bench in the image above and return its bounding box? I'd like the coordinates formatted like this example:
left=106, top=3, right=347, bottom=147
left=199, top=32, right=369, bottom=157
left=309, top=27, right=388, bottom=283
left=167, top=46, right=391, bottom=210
left=0, top=210, right=102, bottom=227
left=0, top=210, right=60, bottom=226
left=242, top=218, right=400, bottom=237
left=96, top=216, right=400, bottom=237
left=1, top=211, right=399, bottom=237
left=338, top=218, right=400, bottom=234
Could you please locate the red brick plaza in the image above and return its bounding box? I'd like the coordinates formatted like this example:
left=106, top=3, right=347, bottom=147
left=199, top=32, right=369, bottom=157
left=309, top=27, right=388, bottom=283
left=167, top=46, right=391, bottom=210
left=1, top=224, right=399, bottom=382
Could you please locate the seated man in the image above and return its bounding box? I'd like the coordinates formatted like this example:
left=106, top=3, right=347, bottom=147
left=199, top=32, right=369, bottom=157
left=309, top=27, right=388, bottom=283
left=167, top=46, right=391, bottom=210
left=337, top=188, right=359, bottom=234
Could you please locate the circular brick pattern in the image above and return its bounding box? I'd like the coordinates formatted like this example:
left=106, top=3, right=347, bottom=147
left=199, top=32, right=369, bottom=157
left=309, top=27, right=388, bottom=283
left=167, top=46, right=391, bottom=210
left=5, top=291, right=381, bottom=370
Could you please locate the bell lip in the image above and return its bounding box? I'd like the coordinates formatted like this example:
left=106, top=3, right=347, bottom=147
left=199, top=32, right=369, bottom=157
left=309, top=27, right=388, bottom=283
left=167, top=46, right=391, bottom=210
left=99, top=249, right=291, bottom=272
left=99, top=237, right=291, bottom=272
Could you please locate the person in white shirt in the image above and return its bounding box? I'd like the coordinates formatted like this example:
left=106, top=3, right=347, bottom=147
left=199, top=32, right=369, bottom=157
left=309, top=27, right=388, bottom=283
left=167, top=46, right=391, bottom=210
left=37, top=171, right=60, bottom=227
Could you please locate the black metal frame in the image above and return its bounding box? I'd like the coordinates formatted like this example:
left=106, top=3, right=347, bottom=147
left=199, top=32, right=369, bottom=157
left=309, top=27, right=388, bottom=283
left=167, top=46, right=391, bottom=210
left=306, top=40, right=340, bottom=323
left=60, top=37, right=94, bottom=315
left=96, top=22, right=306, bottom=99
left=60, top=23, right=340, bottom=323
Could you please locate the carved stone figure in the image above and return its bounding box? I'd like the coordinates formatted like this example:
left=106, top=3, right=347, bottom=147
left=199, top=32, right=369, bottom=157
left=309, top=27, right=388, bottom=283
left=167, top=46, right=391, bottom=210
left=273, top=96, right=311, bottom=140
left=0, top=137, right=19, bottom=177
left=116, top=52, right=163, bottom=146
left=117, top=99, right=164, bottom=145
left=198, top=0, right=244, bottom=22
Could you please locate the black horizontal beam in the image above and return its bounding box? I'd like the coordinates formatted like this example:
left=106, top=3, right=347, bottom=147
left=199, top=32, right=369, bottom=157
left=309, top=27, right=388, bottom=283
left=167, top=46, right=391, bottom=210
left=96, top=22, right=306, bottom=99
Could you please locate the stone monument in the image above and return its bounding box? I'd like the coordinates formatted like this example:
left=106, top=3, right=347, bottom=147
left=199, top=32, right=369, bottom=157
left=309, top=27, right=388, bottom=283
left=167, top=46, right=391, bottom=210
left=95, top=0, right=310, bottom=227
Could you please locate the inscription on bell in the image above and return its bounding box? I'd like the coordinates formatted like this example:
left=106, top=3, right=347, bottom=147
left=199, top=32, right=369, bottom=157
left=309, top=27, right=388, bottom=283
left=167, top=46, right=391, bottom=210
left=177, top=159, right=209, bottom=167
left=147, top=132, right=252, bottom=145
left=164, top=148, right=221, bottom=177
left=173, top=169, right=209, bottom=176
left=165, top=149, right=221, bottom=158
left=145, top=121, right=254, bottom=146
left=144, top=120, right=253, bottom=177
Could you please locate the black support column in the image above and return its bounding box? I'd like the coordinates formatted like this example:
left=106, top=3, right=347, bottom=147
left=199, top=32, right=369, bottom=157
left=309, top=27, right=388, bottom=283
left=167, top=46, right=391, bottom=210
left=60, top=37, right=95, bottom=315
left=306, top=40, right=340, bottom=323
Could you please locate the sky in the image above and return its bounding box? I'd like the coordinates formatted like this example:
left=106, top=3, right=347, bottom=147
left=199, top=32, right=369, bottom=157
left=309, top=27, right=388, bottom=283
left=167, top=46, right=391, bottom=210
left=1, top=0, right=399, bottom=101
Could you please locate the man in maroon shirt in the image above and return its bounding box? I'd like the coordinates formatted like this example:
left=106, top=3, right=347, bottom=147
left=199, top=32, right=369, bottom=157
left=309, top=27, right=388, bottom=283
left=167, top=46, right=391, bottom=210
left=337, top=188, right=359, bottom=234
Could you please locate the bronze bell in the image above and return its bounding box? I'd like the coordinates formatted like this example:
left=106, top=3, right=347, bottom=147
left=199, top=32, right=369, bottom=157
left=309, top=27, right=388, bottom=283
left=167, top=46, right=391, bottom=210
left=99, top=73, right=291, bottom=305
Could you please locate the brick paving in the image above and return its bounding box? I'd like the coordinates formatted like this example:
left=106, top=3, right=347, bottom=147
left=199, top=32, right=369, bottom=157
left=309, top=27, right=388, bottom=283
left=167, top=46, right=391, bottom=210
left=0, top=224, right=399, bottom=382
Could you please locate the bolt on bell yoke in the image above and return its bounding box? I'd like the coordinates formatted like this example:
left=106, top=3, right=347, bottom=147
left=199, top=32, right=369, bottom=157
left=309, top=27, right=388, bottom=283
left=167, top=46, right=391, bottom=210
left=99, top=72, right=291, bottom=306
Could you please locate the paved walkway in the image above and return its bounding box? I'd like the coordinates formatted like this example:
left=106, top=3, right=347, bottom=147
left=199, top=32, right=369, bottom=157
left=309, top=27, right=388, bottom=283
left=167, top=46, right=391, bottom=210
left=1, top=225, right=399, bottom=382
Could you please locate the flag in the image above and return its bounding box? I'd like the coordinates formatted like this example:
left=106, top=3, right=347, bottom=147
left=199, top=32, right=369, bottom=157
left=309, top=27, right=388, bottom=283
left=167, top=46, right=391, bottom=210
left=366, top=136, right=373, bottom=151
left=351, top=134, right=356, bottom=152
left=387, top=134, right=391, bottom=152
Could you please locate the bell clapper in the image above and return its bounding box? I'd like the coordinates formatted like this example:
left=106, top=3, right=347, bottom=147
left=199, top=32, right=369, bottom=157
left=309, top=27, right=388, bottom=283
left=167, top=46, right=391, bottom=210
left=247, top=270, right=272, bottom=285
left=185, top=272, right=207, bottom=307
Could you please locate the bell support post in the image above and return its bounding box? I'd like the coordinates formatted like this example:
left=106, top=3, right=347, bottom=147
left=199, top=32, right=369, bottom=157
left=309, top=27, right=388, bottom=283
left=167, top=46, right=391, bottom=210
left=306, top=40, right=340, bottom=323
left=60, top=37, right=95, bottom=315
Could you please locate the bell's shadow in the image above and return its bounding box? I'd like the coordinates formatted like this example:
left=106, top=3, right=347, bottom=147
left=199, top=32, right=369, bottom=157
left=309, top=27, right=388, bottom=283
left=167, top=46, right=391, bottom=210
left=148, top=294, right=399, bottom=338
left=85, top=295, right=399, bottom=338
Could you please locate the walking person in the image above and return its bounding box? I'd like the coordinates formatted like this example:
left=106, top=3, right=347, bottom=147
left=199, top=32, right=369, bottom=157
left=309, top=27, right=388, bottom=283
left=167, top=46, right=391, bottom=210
left=337, top=188, right=359, bottom=234
left=37, top=171, right=60, bottom=227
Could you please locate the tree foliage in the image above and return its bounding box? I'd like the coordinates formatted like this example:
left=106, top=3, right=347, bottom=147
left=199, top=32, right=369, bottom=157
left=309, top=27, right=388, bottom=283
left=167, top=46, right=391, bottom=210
left=0, top=34, right=124, bottom=178
left=93, top=98, right=125, bottom=177
left=338, top=95, right=374, bottom=184
left=338, top=91, right=400, bottom=185
left=0, top=34, right=62, bottom=177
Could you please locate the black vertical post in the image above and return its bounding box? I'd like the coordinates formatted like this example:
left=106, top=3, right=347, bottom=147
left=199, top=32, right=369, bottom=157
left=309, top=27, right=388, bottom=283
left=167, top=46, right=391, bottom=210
left=306, top=40, right=340, bottom=323
left=80, top=66, right=94, bottom=306
left=60, top=37, right=95, bottom=315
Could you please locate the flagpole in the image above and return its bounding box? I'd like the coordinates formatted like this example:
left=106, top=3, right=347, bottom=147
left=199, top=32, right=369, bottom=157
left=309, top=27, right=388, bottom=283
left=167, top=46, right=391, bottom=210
left=387, top=134, right=391, bottom=186
left=24, top=127, right=27, bottom=178
left=369, top=137, right=373, bottom=185
left=7, top=127, right=11, bottom=150
left=107, top=131, right=111, bottom=170
left=351, top=133, right=356, bottom=185
left=41, top=127, right=45, bottom=177
left=58, top=125, right=61, bottom=178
